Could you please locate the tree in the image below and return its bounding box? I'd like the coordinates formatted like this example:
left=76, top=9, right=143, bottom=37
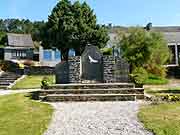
left=42, top=0, right=109, bottom=60
left=117, top=27, right=171, bottom=77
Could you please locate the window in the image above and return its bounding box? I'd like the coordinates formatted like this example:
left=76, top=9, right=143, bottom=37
left=43, top=50, right=52, bottom=60
left=12, top=50, right=27, bottom=59
left=68, top=49, right=75, bottom=57
left=168, top=46, right=176, bottom=64
left=55, top=50, right=61, bottom=60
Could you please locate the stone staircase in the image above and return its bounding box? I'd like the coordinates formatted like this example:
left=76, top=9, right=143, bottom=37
left=35, top=83, right=144, bottom=102
left=0, top=72, right=21, bottom=89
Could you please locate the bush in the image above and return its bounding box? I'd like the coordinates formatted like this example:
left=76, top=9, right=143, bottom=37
left=0, top=61, right=19, bottom=72
left=130, top=67, right=148, bottom=85
left=41, top=77, right=50, bottom=89
left=100, top=48, right=112, bottom=55
left=163, top=95, right=180, bottom=102
left=146, top=64, right=167, bottom=78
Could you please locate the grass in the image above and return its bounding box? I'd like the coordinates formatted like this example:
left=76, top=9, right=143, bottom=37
left=12, top=75, right=55, bottom=89
left=139, top=102, right=180, bottom=135
left=0, top=93, right=53, bottom=135
left=145, top=87, right=180, bottom=98
left=144, top=74, right=169, bottom=85
left=0, top=44, right=5, bottom=48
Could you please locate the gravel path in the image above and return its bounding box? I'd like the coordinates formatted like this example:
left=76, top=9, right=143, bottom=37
left=0, top=89, right=40, bottom=96
left=44, top=101, right=153, bottom=135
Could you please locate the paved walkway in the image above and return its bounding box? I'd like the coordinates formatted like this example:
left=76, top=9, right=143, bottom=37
left=44, top=101, right=153, bottom=135
left=0, top=89, right=40, bottom=96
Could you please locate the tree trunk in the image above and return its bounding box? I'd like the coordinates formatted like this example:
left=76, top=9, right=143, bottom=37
left=61, top=48, right=69, bottom=61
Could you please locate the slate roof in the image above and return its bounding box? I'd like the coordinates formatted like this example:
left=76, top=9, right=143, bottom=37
left=7, top=33, right=34, bottom=48
left=163, top=32, right=180, bottom=43
left=109, top=26, right=180, bottom=44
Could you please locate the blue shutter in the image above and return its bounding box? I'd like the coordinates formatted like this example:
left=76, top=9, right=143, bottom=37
left=55, top=50, right=61, bottom=60
left=43, top=50, right=52, bottom=60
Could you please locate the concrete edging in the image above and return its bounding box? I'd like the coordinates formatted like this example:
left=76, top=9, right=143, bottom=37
left=8, top=75, right=27, bottom=89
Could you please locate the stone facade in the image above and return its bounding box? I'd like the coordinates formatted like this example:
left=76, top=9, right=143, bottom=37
left=103, top=56, right=130, bottom=83
left=103, top=56, right=116, bottom=83
left=68, top=57, right=81, bottom=83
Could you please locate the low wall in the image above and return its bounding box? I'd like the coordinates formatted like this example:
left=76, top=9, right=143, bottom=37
left=24, top=66, right=55, bottom=75
left=103, top=56, right=130, bottom=83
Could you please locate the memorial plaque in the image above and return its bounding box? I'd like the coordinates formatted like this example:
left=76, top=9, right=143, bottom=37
left=81, top=45, right=103, bottom=82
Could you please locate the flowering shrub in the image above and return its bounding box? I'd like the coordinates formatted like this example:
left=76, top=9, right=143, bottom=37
left=163, top=95, right=180, bottom=102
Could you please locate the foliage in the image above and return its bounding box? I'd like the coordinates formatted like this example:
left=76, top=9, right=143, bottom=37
left=0, top=31, right=6, bottom=46
left=12, top=75, right=55, bottom=89
left=146, top=64, right=167, bottom=78
left=100, top=48, right=112, bottom=55
left=117, top=27, right=171, bottom=77
left=41, top=77, right=50, bottom=89
left=144, top=74, right=168, bottom=85
left=0, top=19, right=46, bottom=42
left=163, top=95, right=180, bottom=102
left=0, top=60, right=19, bottom=72
left=139, top=102, right=180, bottom=135
left=130, top=67, right=148, bottom=85
left=117, top=28, right=152, bottom=67
left=0, top=93, right=53, bottom=135
left=43, top=0, right=109, bottom=60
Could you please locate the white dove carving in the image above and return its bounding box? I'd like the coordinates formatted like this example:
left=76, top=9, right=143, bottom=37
left=88, top=55, right=98, bottom=63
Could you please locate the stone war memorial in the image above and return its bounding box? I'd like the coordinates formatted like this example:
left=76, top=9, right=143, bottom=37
left=55, top=45, right=130, bottom=84
left=36, top=45, right=144, bottom=102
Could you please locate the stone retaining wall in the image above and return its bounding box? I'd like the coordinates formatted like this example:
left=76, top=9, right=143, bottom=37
left=24, top=66, right=55, bottom=75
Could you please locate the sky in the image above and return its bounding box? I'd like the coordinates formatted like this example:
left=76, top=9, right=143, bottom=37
left=1, top=0, right=180, bottom=26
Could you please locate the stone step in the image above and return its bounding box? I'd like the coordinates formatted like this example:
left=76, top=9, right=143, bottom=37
left=0, top=76, right=19, bottom=78
left=38, top=88, right=144, bottom=96
left=46, top=83, right=135, bottom=90
left=0, top=72, right=21, bottom=89
left=43, top=94, right=139, bottom=102
left=0, top=82, right=11, bottom=85
left=0, top=78, right=16, bottom=82
left=0, top=86, right=8, bottom=89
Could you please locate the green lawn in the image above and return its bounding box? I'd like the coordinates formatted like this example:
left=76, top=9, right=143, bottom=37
left=0, top=93, right=53, bottom=135
left=139, top=103, right=180, bottom=135
left=144, top=74, right=169, bottom=85
left=12, top=75, right=55, bottom=89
